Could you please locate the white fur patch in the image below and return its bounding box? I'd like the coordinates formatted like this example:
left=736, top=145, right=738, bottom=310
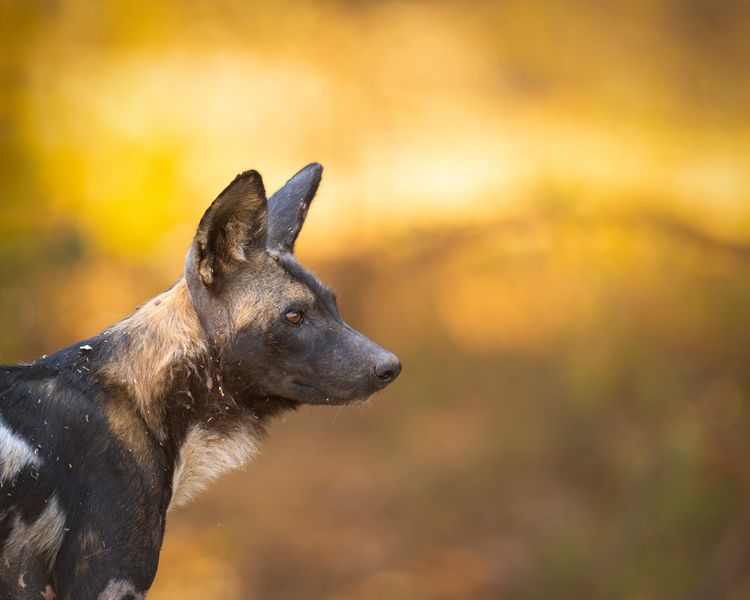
left=169, top=422, right=259, bottom=510
left=97, top=579, right=144, bottom=600
left=0, top=418, right=42, bottom=484
left=2, top=494, right=66, bottom=570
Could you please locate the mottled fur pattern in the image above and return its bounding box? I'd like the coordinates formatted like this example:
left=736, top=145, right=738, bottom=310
left=100, top=279, right=207, bottom=436
left=0, top=163, right=400, bottom=599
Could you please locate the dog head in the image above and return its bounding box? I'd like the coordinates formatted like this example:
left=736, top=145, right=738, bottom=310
left=184, top=164, right=401, bottom=405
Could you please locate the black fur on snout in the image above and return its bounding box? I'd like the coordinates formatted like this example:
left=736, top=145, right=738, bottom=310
left=223, top=251, right=401, bottom=406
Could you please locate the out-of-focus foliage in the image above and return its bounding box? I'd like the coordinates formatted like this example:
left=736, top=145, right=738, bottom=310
left=2, top=0, right=750, bottom=598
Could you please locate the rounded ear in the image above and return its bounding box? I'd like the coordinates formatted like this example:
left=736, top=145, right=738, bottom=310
left=191, top=170, right=267, bottom=287
left=267, top=163, right=323, bottom=253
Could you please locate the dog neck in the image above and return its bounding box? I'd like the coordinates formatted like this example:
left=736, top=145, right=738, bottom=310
left=99, top=278, right=209, bottom=435
left=91, top=277, right=295, bottom=509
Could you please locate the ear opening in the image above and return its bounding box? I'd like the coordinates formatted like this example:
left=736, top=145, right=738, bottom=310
left=267, top=163, right=323, bottom=253
left=193, top=170, right=267, bottom=287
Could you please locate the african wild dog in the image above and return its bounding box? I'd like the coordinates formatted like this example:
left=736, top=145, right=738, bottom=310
left=0, top=164, right=401, bottom=599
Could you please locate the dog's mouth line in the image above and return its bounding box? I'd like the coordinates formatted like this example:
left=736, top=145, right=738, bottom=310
left=292, top=380, right=334, bottom=401
left=291, top=380, right=366, bottom=405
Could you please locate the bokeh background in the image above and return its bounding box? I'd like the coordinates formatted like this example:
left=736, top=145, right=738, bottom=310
left=2, top=1, right=750, bottom=598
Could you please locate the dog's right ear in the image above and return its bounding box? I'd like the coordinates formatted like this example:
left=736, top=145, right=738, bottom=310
left=189, top=170, right=267, bottom=288
left=267, top=163, right=323, bottom=254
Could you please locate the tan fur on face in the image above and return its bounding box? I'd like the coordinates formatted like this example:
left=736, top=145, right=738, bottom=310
left=100, top=279, right=207, bottom=435
left=169, top=420, right=259, bottom=510
left=231, top=259, right=314, bottom=330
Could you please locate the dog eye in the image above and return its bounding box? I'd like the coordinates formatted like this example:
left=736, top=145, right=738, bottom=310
left=285, top=310, right=303, bottom=325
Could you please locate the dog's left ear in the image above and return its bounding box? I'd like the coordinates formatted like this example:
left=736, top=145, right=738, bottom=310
left=192, top=170, right=267, bottom=287
left=267, top=163, right=323, bottom=254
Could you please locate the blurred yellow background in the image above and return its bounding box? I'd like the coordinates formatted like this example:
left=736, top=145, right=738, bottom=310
left=2, top=0, right=750, bottom=598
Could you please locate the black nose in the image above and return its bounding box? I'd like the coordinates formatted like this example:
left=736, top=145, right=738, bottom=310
left=374, top=353, right=402, bottom=383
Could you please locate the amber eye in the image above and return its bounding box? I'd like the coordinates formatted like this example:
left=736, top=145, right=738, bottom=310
left=285, top=310, right=303, bottom=325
